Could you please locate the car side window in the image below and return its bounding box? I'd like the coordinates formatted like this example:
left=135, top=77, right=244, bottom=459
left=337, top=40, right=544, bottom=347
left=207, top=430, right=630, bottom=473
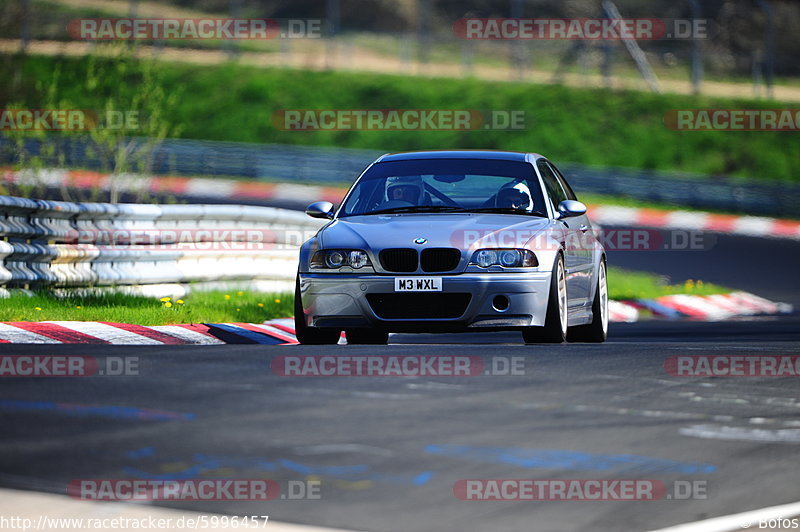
left=343, top=178, right=382, bottom=214
left=547, top=162, right=578, bottom=201
left=537, top=160, right=568, bottom=210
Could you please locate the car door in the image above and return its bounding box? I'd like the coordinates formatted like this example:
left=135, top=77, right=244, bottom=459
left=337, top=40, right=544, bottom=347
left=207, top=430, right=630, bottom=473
left=548, top=160, right=595, bottom=306
left=536, top=160, right=591, bottom=308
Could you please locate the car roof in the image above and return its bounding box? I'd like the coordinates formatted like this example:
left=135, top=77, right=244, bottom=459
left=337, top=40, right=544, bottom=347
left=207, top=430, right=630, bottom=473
left=376, top=150, right=544, bottom=163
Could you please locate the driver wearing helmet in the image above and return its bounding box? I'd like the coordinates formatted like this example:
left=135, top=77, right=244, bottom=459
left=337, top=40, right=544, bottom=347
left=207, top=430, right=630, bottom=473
left=495, top=181, right=534, bottom=212
left=386, top=175, right=425, bottom=204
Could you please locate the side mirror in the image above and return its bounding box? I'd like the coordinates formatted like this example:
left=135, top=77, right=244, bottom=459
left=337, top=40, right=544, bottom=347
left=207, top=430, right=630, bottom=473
left=305, top=201, right=335, bottom=219
left=557, top=200, right=587, bottom=219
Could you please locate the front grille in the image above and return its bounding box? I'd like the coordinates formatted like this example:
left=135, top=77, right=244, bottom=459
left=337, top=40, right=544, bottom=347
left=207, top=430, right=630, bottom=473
left=379, top=248, right=418, bottom=272
left=366, top=293, right=472, bottom=319
left=420, top=248, right=461, bottom=272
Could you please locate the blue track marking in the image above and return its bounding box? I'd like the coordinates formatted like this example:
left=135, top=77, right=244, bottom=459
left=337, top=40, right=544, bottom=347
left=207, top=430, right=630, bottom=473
left=424, top=444, right=716, bottom=474
left=206, top=324, right=287, bottom=344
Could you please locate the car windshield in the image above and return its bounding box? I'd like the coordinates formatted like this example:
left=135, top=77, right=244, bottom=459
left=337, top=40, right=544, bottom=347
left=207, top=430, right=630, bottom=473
left=338, top=158, right=548, bottom=217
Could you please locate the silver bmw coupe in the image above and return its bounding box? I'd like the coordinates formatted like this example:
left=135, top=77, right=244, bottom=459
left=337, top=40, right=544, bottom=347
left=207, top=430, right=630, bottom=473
left=295, top=150, right=607, bottom=345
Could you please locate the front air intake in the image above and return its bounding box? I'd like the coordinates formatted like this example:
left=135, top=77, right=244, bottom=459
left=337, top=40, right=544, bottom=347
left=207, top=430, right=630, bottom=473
left=366, top=293, right=472, bottom=319
left=420, top=248, right=461, bottom=272
left=379, top=248, right=418, bottom=272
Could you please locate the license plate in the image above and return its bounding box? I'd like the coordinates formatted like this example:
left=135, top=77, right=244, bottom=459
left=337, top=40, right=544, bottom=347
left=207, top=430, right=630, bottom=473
left=394, top=277, right=442, bottom=292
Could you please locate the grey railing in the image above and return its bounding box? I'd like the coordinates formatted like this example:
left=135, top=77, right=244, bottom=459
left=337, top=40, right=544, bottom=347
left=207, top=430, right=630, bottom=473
left=0, top=194, right=323, bottom=294
left=2, top=137, right=798, bottom=217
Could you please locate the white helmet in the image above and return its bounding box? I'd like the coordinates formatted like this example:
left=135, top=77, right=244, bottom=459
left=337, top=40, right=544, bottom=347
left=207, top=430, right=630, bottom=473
left=495, top=181, right=533, bottom=212
left=386, top=175, right=424, bottom=203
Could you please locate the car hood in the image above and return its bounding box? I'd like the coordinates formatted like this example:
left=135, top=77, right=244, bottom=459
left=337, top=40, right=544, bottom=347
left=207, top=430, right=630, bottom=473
left=320, top=213, right=554, bottom=251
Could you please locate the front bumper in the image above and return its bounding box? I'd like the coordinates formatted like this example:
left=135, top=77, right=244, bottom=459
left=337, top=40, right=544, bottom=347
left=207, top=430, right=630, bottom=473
left=298, top=272, right=552, bottom=332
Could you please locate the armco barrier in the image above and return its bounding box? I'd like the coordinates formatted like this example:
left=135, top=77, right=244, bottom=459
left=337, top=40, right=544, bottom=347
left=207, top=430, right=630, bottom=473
left=0, top=195, right=325, bottom=293
left=4, top=137, right=800, bottom=217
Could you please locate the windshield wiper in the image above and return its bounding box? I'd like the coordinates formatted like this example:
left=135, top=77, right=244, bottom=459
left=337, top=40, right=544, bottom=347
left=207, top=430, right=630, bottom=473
left=457, top=207, right=548, bottom=217
left=366, top=205, right=464, bottom=215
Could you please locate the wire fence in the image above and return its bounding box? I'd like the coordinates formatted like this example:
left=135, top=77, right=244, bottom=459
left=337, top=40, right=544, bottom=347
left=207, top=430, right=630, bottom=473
left=5, top=0, right=797, bottom=98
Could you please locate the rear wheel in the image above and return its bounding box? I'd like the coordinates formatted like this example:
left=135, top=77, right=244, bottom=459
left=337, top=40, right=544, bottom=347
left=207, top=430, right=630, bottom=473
left=522, top=254, right=567, bottom=344
left=294, top=277, right=341, bottom=345
left=345, top=329, right=389, bottom=345
left=568, top=259, right=608, bottom=343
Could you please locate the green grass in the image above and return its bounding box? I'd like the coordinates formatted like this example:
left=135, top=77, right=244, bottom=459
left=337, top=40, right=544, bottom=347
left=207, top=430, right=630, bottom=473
left=1, top=53, right=798, bottom=182
left=0, top=290, right=292, bottom=325
left=0, top=269, right=727, bottom=325
left=607, top=266, right=729, bottom=301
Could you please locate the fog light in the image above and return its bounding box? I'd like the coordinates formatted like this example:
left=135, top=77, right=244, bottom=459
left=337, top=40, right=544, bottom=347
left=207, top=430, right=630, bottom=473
left=492, top=295, right=510, bottom=312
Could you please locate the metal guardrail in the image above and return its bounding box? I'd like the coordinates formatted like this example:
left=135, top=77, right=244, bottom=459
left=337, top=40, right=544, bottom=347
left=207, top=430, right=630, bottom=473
left=1, top=137, right=381, bottom=185
left=557, top=163, right=800, bottom=218
left=2, top=137, right=800, bottom=217
left=0, top=195, right=324, bottom=294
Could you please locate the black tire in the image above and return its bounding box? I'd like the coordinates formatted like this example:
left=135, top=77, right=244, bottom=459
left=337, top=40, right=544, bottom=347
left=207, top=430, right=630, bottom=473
left=294, top=277, right=341, bottom=345
left=345, top=329, right=389, bottom=345
left=522, top=254, right=567, bottom=344
left=568, top=259, right=608, bottom=343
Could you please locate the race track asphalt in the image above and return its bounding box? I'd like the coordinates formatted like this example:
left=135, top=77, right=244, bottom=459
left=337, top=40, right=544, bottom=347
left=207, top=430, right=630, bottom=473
left=1, top=315, right=799, bottom=532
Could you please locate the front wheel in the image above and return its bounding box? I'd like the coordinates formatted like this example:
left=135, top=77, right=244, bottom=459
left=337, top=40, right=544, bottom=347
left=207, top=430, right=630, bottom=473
left=522, top=254, right=567, bottom=344
left=294, top=277, right=341, bottom=345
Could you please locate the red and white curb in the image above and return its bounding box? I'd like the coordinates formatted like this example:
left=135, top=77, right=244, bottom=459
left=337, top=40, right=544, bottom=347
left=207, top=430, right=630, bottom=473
left=7, top=167, right=800, bottom=240
left=609, top=300, right=640, bottom=323
left=0, top=294, right=790, bottom=345
left=620, top=291, right=792, bottom=321
left=588, top=204, right=800, bottom=240
left=0, top=321, right=292, bottom=345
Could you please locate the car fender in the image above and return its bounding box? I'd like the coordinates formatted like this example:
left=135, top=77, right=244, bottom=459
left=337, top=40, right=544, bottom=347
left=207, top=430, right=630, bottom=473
left=523, top=224, right=563, bottom=274
left=298, top=237, right=321, bottom=273
left=586, top=252, right=607, bottom=303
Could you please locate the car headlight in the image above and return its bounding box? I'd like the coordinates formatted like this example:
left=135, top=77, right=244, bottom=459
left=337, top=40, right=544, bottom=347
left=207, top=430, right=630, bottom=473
left=325, top=250, right=346, bottom=268
left=474, top=249, right=497, bottom=268
left=470, top=248, right=538, bottom=268
left=311, top=249, right=372, bottom=270
left=348, top=250, right=369, bottom=268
